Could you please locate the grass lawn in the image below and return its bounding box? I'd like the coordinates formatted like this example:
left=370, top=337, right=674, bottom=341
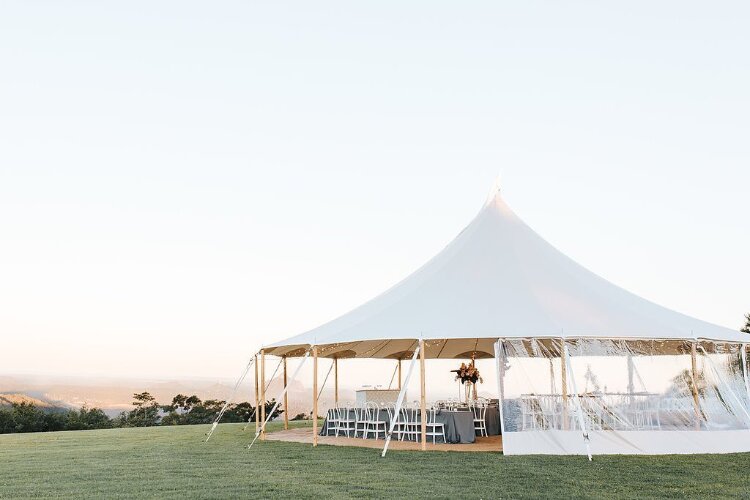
left=1, top=422, right=749, bottom=499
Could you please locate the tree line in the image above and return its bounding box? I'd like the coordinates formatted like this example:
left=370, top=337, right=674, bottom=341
left=0, top=392, right=283, bottom=435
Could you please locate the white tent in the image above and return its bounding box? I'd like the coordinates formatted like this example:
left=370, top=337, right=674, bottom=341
left=263, top=185, right=750, bottom=456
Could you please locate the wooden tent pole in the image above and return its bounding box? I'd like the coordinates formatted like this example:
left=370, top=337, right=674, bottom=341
left=313, top=346, right=319, bottom=447
left=334, top=358, right=339, bottom=406
left=254, top=354, right=259, bottom=434
left=260, top=350, right=266, bottom=440
left=690, top=342, right=702, bottom=430
left=283, top=356, right=289, bottom=430
left=419, top=339, right=427, bottom=451
left=561, top=339, right=569, bottom=430
left=398, top=359, right=402, bottom=390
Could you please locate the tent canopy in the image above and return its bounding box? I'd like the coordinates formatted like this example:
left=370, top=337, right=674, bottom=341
left=266, top=186, right=745, bottom=359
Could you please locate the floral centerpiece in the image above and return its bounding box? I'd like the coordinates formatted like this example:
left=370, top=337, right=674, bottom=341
left=451, top=359, right=483, bottom=402
left=452, top=362, right=483, bottom=385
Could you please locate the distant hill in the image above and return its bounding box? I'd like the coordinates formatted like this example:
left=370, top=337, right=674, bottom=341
left=0, top=393, right=66, bottom=410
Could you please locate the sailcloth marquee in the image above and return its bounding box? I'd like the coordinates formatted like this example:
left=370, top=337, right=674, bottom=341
left=265, top=186, right=750, bottom=456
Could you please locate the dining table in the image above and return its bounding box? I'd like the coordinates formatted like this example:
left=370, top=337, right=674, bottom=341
left=320, top=406, right=502, bottom=444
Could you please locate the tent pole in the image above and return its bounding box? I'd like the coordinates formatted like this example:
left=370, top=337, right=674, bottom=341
left=627, top=354, right=635, bottom=396
left=382, top=345, right=421, bottom=457
left=334, top=357, right=339, bottom=406
left=561, top=339, right=568, bottom=431
left=549, top=358, right=555, bottom=394
left=283, top=356, right=289, bottom=430
left=260, top=350, right=266, bottom=440
left=254, top=354, right=260, bottom=434
left=690, top=342, right=702, bottom=430
left=398, top=359, right=402, bottom=390
left=742, top=344, right=750, bottom=404
left=249, top=350, right=311, bottom=449
left=313, top=345, right=319, bottom=447
left=493, top=340, right=506, bottom=438
left=419, top=339, right=427, bottom=451
left=563, top=341, right=592, bottom=461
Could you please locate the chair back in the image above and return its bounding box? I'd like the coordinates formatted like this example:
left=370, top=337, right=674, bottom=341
left=427, top=407, right=439, bottom=424
left=366, top=402, right=381, bottom=421
left=472, top=402, right=487, bottom=420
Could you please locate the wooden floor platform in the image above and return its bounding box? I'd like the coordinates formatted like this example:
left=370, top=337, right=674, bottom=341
left=264, top=428, right=503, bottom=453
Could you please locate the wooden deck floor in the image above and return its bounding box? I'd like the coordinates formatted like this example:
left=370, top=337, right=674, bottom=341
left=265, top=428, right=503, bottom=453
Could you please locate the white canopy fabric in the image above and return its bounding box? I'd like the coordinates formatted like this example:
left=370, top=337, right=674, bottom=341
left=266, top=187, right=745, bottom=359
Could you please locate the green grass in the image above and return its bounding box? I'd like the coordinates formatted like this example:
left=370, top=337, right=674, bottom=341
left=1, top=422, right=749, bottom=499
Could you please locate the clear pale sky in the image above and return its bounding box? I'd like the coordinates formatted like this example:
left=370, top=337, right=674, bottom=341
left=1, top=2, right=748, bottom=392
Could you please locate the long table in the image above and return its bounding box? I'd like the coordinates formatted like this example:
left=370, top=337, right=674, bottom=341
left=320, top=407, right=501, bottom=444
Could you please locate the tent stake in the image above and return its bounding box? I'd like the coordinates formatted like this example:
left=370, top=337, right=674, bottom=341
left=382, top=345, right=421, bottom=457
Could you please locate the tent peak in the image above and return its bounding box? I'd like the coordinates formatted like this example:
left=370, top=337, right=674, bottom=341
left=484, top=175, right=503, bottom=205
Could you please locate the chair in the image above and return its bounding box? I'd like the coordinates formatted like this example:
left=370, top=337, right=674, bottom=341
left=362, top=402, right=388, bottom=440
left=520, top=395, right=540, bottom=430
left=353, top=405, right=367, bottom=438
left=336, top=404, right=356, bottom=437
left=424, top=407, right=446, bottom=444
left=471, top=402, right=488, bottom=437
left=325, top=407, right=339, bottom=436
left=401, top=406, right=421, bottom=441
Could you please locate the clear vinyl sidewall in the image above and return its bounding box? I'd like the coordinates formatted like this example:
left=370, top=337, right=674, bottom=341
left=496, top=339, right=750, bottom=455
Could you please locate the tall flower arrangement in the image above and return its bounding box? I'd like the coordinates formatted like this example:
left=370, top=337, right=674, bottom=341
left=453, top=362, right=483, bottom=385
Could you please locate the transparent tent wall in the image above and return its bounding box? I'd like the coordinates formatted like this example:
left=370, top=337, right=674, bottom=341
left=496, top=339, right=750, bottom=455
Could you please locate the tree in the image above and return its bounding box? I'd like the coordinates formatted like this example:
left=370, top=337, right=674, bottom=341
left=115, top=392, right=160, bottom=427
left=742, top=313, right=750, bottom=334
left=66, top=406, right=112, bottom=430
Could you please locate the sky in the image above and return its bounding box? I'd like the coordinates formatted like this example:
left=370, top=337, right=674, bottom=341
left=1, top=1, right=749, bottom=396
